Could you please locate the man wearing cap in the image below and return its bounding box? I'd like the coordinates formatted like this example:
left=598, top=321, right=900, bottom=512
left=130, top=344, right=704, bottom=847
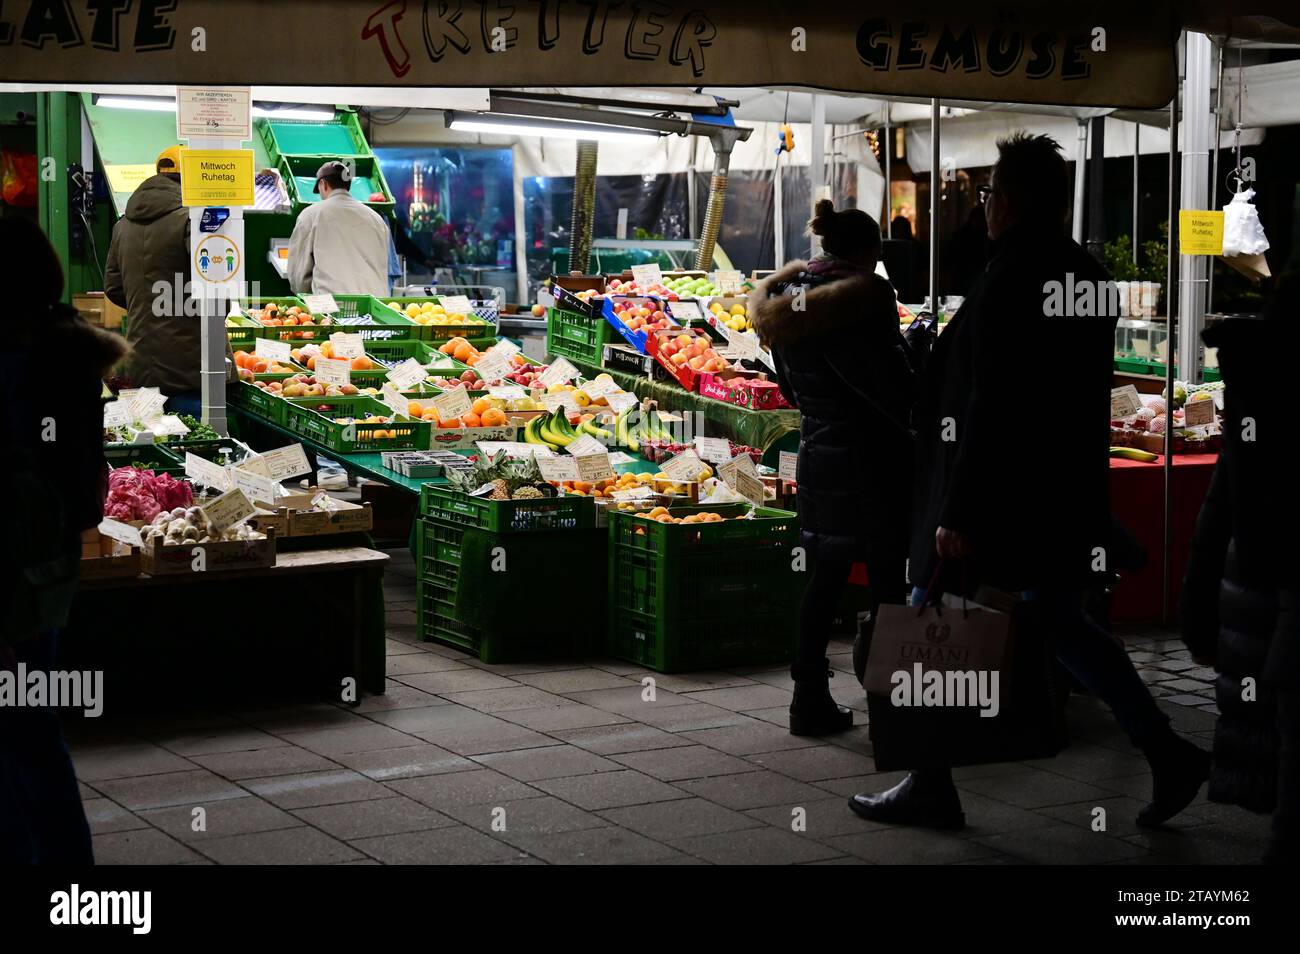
left=287, top=160, right=390, bottom=297
left=105, top=146, right=204, bottom=414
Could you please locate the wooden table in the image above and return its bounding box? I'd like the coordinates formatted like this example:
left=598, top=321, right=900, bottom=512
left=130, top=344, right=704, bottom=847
left=68, top=545, right=389, bottom=702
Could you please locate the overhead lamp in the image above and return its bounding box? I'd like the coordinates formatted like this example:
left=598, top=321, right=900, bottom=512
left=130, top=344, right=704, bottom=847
left=95, top=95, right=175, bottom=112
left=95, top=95, right=334, bottom=123
left=447, top=114, right=658, bottom=142
left=251, top=105, right=336, bottom=121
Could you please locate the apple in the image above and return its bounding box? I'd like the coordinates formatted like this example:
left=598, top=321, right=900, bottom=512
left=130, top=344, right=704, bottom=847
left=531, top=303, right=546, bottom=317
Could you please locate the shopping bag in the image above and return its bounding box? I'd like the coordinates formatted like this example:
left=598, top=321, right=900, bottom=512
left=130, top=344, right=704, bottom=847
left=865, top=587, right=1069, bottom=771
left=1221, top=188, right=1269, bottom=257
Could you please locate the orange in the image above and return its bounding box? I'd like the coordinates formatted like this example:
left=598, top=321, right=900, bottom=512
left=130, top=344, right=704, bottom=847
left=306, top=356, right=317, bottom=370
left=452, top=343, right=474, bottom=362
left=465, top=353, right=480, bottom=366
left=438, top=417, right=462, bottom=429
left=439, top=341, right=455, bottom=355
left=421, top=410, right=438, bottom=421
left=320, top=342, right=334, bottom=358
left=461, top=412, right=481, bottom=428
left=351, top=356, right=373, bottom=371
left=471, top=398, right=491, bottom=416
left=480, top=408, right=506, bottom=427
left=407, top=401, right=423, bottom=417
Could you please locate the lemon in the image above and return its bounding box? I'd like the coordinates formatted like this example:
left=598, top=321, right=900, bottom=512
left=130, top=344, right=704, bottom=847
left=729, top=304, right=746, bottom=316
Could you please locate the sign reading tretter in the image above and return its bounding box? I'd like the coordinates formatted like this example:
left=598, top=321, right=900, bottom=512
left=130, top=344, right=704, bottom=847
left=0, top=3, right=1181, bottom=110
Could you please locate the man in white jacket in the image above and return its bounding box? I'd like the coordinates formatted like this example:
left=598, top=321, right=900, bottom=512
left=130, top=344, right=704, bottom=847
left=287, top=160, right=390, bottom=297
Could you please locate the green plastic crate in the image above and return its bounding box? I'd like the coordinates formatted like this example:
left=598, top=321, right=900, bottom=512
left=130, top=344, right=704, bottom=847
left=280, top=154, right=394, bottom=216
left=605, top=504, right=801, bottom=672
left=546, top=306, right=614, bottom=367
left=257, top=111, right=369, bottom=165
left=104, top=442, right=186, bottom=477
left=420, top=484, right=595, bottom=533
left=284, top=395, right=428, bottom=452
left=372, top=297, right=496, bottom=341
left=229, top=380, right=289, bottom=425
left=225, top=314, right=260, bottom=348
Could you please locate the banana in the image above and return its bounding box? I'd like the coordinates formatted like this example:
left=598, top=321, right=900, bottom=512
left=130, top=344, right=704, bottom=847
left=540, top=409, right=573, bottom=447
left=553, top=408, right=578, bottom=440
left=525, top=416, right=559, bottom=452
left=1109, top=446, right=1158, bottom=462
left=580, top=420, right=613, bottom=442
left=614, top=407, right=638, bottom=453
left=645, top=408, right=672, bottom=440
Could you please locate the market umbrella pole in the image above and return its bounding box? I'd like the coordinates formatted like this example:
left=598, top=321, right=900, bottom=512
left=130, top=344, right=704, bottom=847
left=1163, top=72, right=1182, bottom=625
left=569, top=140, right=598, bottom=274
left=928, top=98, right=940, bottom=313
left=695, top=143, right=734, bottom=271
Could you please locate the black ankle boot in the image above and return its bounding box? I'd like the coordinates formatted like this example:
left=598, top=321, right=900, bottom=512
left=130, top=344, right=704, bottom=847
left=1137, top=733, right=1211, bottom=828
left=848, top=772, right=965, bottom=830
left=789, top=660, right=853, bottom=737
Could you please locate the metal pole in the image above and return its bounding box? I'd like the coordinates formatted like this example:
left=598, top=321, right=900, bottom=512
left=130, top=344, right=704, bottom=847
left=511, top=143, right=528, bottom=304
left=1163, top=60, right=1182, bottom=626
left=1087, top=116, right=1106, bottom=259
left=884, top=103, right=892, bottom=238
left=694, top=142, right=733, bottom=270
left=1208, top=42, right=1224, bottom=311
left=569, top=140, right=598, bottom=274
left=1133, top=122, right=1140, bottom=265
left=810, top=94, right=826, bottom=257
left=773, top=152, right=785, bottom=266
left=688, top=138, right=699, bottom=244
left=1179, top=31, right=1212, bottom=385
left=929, top=98, right=940, bottom=313
left=1072, top=120, right=1088, bottom=245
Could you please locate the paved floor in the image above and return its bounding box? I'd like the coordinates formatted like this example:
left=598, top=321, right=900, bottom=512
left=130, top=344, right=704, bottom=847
left=66, top=548, right=1269, bottom=865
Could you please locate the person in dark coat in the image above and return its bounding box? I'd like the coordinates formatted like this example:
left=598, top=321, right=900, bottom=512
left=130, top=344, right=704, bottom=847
left=1182, top=272, right=1300, bottom=863
left=750, top=201, right=916, bottom=737
left=849, top=133, right=1208, bottom=830
left=1, top=216, right=127, bottom=863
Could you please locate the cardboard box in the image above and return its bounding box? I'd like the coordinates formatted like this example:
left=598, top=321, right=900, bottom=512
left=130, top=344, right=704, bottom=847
left=73, top=292, right=127, bottom=331
left=79, top=531, right=142, bottom=580
left=550, top=275, right=606, bottom=317
left=428, top=424, right=519, bottom=451
left=246, top=506, right=291, bottom=538
left=698, top=371, right=790, bottom=410
left=140, top=531, right=276, bottom=576
left=290, top=499, right=373, bottom=536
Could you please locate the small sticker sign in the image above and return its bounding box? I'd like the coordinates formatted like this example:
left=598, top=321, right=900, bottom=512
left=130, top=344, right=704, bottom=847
left=386, top=358, right=427, bottom=391
left=607, top=391, right=638, bottom=413
left=541, top=391, right=580, bottom=413
left=380, top=383, right=410, bottom=418
left=565, top=434, right=608, bottom=457
left=98, top=518, right=144, bottom=549
left=201, top=487, right=256, bottom=532
left=488, top=385, right=526, bottom=400
left=1184, top=396, right=1216, bottom=426
left=438, top=295, right=473, bottom=315
left=432, top=387, right=473, bottom=423
left=255, top=337, right=292, bottom=363
left=149, top=415, right=191, bottom=437
left=537, top=455, right=578, bottom=482
left=631, top=263, right=663, bottom=287
left=778, top=450, right=798, bottom=482
left=302, top=293, right=339, bottom=314
left=329, top=333, right=365, bottom=359
left=473, top=352, right=513, bottom=385
left=1178, top=210, right=1226, bottom=256
left=128, top=388, right=167, bottom=421
left=477, top=441, right=551, bottom=459
left=580, top=377, right=617, bottom=400
left=1110, top=385, right=1143, bottom=419
left=714, top=269, right=744, bottom=294
left=185, top=452, right=231, bottom=490
left=662, top=449, right=705, bottom=482
left=610, top=487, right=657, bottom=501
left=668, top=300, right=704, bottom=323
left=607, top=451, right=635, bottom=466
left=694, top=436, right=733, bottom=465
left=231, top=465, right=279, bottom=506
left=104, top=401, right=132, bottom=428
left=491, top=338, right=521, bottom=359
left=260, top=444, right=312, bottom=480
left=719, top=454, right=764, bottom=505
left=314, top=357, right=351, bottom=387
left=574, top=452, right=615, bottom=482
left=537, top=357, right=579, bottom=389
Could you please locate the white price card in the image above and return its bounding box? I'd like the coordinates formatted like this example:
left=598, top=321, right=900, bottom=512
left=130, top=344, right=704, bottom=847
left=488, top=385, right=526, bottom=400
left=729, top=332, right=761, bottom=359
left=104, top=401, right=132, bottom=428
left=438, top=295, right=473, bottom=315
left=694, top=435, right=734, bottom=464
left=477, top=441, right=551, bottom=459
left=610, top=487, right=658, bottom=501
left=606, top=391, right=638, bottom=413
left=386, top=358, right=428, bottom=391
left=537, top=357, right=579, bottom=389
left=302, top=293, right=339, bottom=314
left=579, top=377, right=617, bottom=399
left=719, top=454, right=764, bottom=505
left=668, top=300, right=704, bottom=323
left=778, top=450, right=799, bottom=482
left=714, top=269, right=744, bottom=294
left=541, top=391, right=580, bottom=413
left=128, top=388, right=167, bottom=421
left=149, top=414, right=191, bottom=436
left=254, top=337, right=292, bottom=363
left=1184, top=396, right=1216, bottom=427
left=607, top=451, right=635, bottom=466
left=574, top=452, right=615, bottom=482
left=98, top=518, right=143, bottom=549
left=473, top=351, right=512, bottom=385
left=491, top=338, right=521, bottom=358
left=201, top=487, right=256, bottom=532
left=1110, top=385, right=1143, bottom=419
left=185, top=452, right=231, bottom=490
left=432, top=387, right=473, bottom=423
left=329, top=332, right=365, bottom=359
left=380, top=383, right=410, bottom=418
left=631, top=263, right=663, bottom=287
left=260, top=444, right=312, bottom=480
left=536, top=455, right=578, bottom=482
left=662, top=449, right=705, bottom=482
left=565, top=434, right=608, bottom=457
left=314, top=357, right=351, bottom=387
left=231, top=466, right=279, bottom=506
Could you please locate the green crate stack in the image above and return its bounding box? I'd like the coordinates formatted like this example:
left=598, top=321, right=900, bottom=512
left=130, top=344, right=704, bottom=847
left=229, top=380, right=289, bottom=425
left=283, top=395, right=428, bottom=452
left=374, top=297, right=498, bottom=342
left=256, top=112, right=371, bottom=165
left=420, top=484, right=595, bottom=532
left=309, top=295, right=421, bottom=341
left=280, top=154, right=395, bottom=216
left=606, top=504, right=801, bottom=672
left=104, top=443, right=186, bottom=477
left=546, top=306, right=614, bottom=367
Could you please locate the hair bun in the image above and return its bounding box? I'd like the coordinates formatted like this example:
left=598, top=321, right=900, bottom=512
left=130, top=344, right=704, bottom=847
left=810, top=199, right=838, bottom=236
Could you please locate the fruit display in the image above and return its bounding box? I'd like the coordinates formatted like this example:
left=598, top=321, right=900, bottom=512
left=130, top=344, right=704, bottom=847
left=631, top=506, right=729, bottom=525
left=1110, top=387, right=1222, bottom=456
left=247, top=302, right=334, bottom=336
left=233, top=350, right=299, bottom=378
left=295, top=404, right=403, bottom=439
left=708, top=300, right=751, bottom=332
left=606, top=277, right=682, bottom=300
left=444, top=450, right=555, bottom=501
left=141, top=506, right=265, bottom=545
left=640, top=438, right=762, bottom=465
left=654, top=331, right=733, bottom=375
left=608, top=405, right=675, bottom=453
left=607, top=297, right=677, bottom=335
left=406, top=397, right=512, bottom=429
left=249, top=372, right=368, bottom=399
left=664, top=275, right=719, bottom=297
left=697, top=372, right=790, bottom=410
left=523, top=408, right=612, bottom=451
left=289, top=342, right=378, bottom=373
left=384, top=300, right=488, bottom=328
left=104, top=466, right=193, bottom=522
left=559, top=470, right=655, bottom=497
left=435, top=337, right=548, bottom=387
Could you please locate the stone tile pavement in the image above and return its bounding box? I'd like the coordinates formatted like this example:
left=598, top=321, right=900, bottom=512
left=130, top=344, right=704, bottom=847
left=65, top=549, right=1267, bottom=865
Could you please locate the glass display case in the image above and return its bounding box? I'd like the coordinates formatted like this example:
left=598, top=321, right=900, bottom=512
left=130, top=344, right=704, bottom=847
left=1114, top=318, right=1170, bottom=371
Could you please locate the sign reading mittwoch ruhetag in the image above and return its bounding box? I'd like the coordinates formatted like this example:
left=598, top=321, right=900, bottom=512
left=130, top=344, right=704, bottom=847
left=179, top=148, right=254, bottom=207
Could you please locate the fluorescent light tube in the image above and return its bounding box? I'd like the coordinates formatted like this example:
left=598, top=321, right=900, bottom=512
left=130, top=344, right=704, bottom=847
left=449, top=117, right=657, bottom=142
left=96, top=95, right=176, bottom=112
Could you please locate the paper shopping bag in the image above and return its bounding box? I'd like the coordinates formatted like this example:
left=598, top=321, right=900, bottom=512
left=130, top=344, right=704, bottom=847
left=863, top=601, right=1011, bottom=696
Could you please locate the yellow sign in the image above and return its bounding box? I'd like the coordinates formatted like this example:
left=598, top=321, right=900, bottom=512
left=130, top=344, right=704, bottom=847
left=103, top=164, right=156, bottom=196
left=179, top=148, right=254, bottom=207
left=1179, top=210, right=1225, bottom=256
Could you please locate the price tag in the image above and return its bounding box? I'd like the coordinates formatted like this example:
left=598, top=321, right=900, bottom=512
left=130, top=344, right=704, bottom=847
left=1133, top=337, right=1153, bottom=358
left=477, top=441, right=551, bottom=459
left=1184, top=396, right=1216, bottom=426
left=329, top=332, right=365, bottom=359
left=607, top=391, right=638, bottom=413
left=610, top=486, right=657, bottom=501
left=116, top=387, right=140, bottom=404
left=254, top=337, right=292, bottom=363
left=537, top=455, right=578, bottom=482
left=185, top=452, right=231, bottom=490
left=1110, top=385, right=1143, bottom=419
left=260, top=444, right=313, bottom=480
left=98, top=518, right=143, bottom=549
left=541, top=391, right=580, bottom=413
left=537, top=357, right=579, bottom=389
left=385, top=358, right=428, bottom=391
left=432, top=387, right=473, bottom=423
left=314, top=357, right=351, bottom=387
left=149, top=414, right=191, bottom=437
left=574, top=452, right=615, bottom=482
left=714, top=269, right=744, bottom=294
left=668, top=300, right=704, bottom=323
left=438, top=295, right=473, bottom=315
left=231, top=465, right=279, bottom=505
left=662, top=449, right=705, bottom=482
left=566, top=434, right=608, bottom=457
left=694, top=436, right=734, bottom=464
left=491, top=338, right=521, bottom=359
left=631, top=263, right=663, bottom=287
left=607, top=451, right=635, bottom=466
left=729, top=332, right=761, bottom=359
left=128, top=388, right=167, bottom=421
left=778, top=450, right=798, bottom=482
left=579, top=377, right=617, bottom=399
left=488, top=385, right=526, bottom=400
left=303, top=293, right=339, bottom=314
left=104, top=401, right=132, bottom=428
left=753, top=345, right=777, bottom=372
left=473, top=351, right=513, bottom=385
left=380, top=383, right=410, bottom=418
left=201, top=487, right=255, bottom=532
left=719, top=454, right=764, bottom=505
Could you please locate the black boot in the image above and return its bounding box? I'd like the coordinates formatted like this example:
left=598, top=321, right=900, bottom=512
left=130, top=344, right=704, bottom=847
left=789, top=660, right=853, bottom=737
left=1136, top=732, right=1211, bottom=828
left=848, top=771, right=965, bottom=830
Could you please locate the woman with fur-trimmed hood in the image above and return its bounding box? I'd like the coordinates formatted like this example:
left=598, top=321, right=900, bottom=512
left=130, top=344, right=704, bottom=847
left=749, top=201, right=917, bottom=738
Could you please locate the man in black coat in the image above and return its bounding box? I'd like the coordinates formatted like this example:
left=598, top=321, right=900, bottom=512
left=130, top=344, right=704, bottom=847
left=850, top=133, right=1208, bottom=831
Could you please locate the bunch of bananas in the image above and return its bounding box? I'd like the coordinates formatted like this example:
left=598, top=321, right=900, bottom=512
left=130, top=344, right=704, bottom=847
left=524, top=409, right=613, bottom=452
left=613, top=406, right=673, bottom=453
